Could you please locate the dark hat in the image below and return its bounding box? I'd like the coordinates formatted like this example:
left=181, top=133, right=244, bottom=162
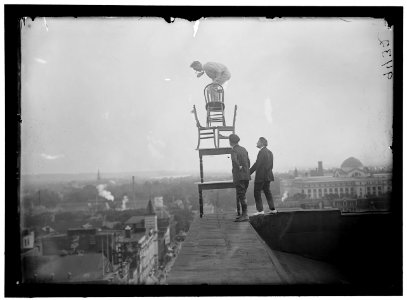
left=229, top=134, right=240, bottom=144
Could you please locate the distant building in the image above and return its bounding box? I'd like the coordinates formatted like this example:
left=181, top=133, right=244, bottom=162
left=145, top=199, right=159, bottom=267
left=155, top=209, right=171, bottom=265
left=145, top=200, right=158, bottom=232
left=22, top=230, right=35, bottom=250
left=309, top=161, right=324, bottom=177
left=281, top=157, right=392, bottom=202
left=41, top=228, right=116, bottom=258
left=116, top=226, right=157, bottom=284
left=41, top=226, right=55, bottom=235
left=173, top=199, right=184, bottom=209
left=153, top=196, right=164, bottom=208
left=123, top=199, right=160, bottom=278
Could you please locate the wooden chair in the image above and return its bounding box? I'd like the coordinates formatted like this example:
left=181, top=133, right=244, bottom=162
left=204, top=83, right=226, bottom=127
left=217, top=105, right=237, bottom=148
left=192, top=105, right=217, bottom=149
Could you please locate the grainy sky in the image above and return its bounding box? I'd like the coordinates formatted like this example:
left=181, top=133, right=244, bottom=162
left=20, top=17, right=393, bottom=174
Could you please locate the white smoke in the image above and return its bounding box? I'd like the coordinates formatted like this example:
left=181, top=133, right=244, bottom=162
left=121, top=196, right=129, bottom=211
left=281, top=191, right=288, bottom=202
left=97, top=184, right=114, bottom=201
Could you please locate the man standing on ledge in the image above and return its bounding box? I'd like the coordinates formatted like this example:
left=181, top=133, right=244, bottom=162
left=250, top=137, right=278, bottom=216
left=229, top=134, right=251, bottom=222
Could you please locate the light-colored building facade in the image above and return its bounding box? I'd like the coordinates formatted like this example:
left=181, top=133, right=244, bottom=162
left=281, top=157, right=392, bottom=200
left=145, top=200, right=159, bottom=267
left=153, top=196, right=164, bottom=208
left=137, top=229, right=157, bottom=284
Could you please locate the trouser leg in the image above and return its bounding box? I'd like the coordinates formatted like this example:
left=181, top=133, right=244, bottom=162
left=254, top=182, right=264, bottom=212
left=236, top=180, right=249, bottom=216
left=263, top=181, right=275, bottom=210
left=235, top=189, right=241, bottom=214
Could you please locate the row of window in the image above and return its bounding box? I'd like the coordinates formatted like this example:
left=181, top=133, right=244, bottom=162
left=305, top=191, right=385, bottom=199
left=304, top=187, right=355, bottom=194
left=304, top=186, right=390, bottom=195
left=302, top=181, right=391, bottom=188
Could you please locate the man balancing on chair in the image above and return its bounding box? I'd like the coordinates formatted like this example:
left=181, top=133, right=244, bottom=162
left=190, top=61, right=231, bottom=102
left=190, top=61, right=231, bottom=86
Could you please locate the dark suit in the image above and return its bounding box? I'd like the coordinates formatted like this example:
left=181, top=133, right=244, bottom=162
left=231, top=144, right=251, bottom=215
left=250, top=147, right=275, bottom=212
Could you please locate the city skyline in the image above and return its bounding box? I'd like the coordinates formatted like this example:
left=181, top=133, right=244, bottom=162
left=20, top=17, right=393, bottom=175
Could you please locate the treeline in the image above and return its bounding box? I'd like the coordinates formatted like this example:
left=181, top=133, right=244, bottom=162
left=20, top=175, right=282, bottom=214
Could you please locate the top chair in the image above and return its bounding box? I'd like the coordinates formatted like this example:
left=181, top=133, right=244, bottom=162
left=204, top=83, right=226, bottom=127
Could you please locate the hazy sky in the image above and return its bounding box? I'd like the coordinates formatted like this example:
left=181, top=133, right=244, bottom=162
left=21, top=17, right=393, bottom=174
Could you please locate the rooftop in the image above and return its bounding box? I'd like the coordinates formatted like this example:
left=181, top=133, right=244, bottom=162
left=125, top=216, right=145, bottom=224
left=167, top=211, right=347, bottom=285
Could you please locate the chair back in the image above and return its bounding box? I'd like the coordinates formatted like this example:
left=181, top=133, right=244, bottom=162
left=204, top=83, right=224, bottom=105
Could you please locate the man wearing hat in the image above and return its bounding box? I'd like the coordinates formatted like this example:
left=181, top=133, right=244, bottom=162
left=229, top=134, right=251, bottom=222
left=250, top=137, right=278, bottom=216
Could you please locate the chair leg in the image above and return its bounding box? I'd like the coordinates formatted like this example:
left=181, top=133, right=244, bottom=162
left=213, top=129, right=217, bottom=148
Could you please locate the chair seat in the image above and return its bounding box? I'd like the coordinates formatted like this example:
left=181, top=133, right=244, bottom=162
left=206, top=102, right=225, bottom=111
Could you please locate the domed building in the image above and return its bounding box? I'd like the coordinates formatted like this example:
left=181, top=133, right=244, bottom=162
left=334, top=157, right=368, bottom=177
left=341, top=157, right=364, bottom=171
left=279, top=157, right=392, bottom=211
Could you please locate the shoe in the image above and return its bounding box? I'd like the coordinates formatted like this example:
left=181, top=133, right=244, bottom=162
left=266, top=209, right=278, bottom=215
left=234, top=215, right=249, bottom=222
left=252, top=211, right=264, bottom=216
left=235, top=214, right=242, bottom=220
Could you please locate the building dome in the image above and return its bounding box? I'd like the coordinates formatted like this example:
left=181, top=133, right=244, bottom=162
left=341, top=157, right=363, bottom=171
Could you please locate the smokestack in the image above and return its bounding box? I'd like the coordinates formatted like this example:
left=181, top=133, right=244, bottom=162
left=132, top=176, right=135, bottom=203
left=318, top=161, right=323, bottom=176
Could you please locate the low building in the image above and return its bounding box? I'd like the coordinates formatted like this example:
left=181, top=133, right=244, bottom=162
left=153, top=196, right=164, bottom=208
left=116, top=226, right=157, bottom=284
left=280, top=157, right=392, bottom=201
left=41, top=227, right=116, bottom=259
left=22, top=230, right=35, bottom=250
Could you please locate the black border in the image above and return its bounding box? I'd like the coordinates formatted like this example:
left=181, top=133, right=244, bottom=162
left=6, top=5, right=403, bottom=297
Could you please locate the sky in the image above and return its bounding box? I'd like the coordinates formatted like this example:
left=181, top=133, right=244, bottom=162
left=20, top=17, right=393, bottom=175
